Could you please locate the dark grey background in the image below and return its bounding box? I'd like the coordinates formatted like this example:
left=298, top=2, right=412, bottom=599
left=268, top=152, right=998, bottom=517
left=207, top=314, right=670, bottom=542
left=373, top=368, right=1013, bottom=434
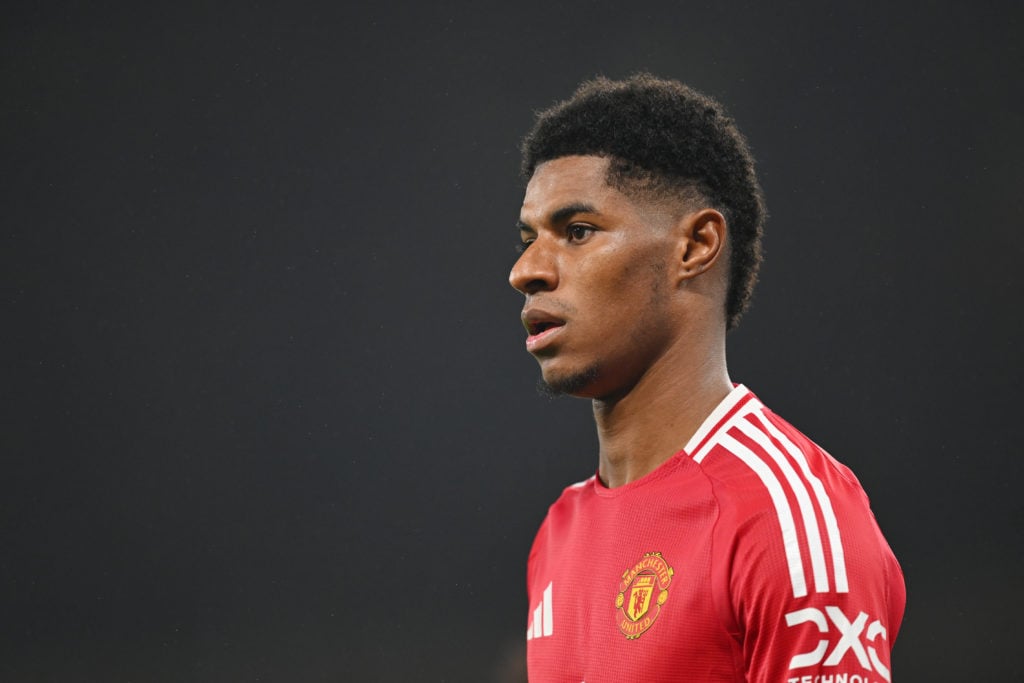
left=4, top=1, right=1021, bottom=681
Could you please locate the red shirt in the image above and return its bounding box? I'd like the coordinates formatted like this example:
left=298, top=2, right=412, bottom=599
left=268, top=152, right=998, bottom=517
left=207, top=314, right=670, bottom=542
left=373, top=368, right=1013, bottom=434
left=526, top=385, right=905, bottom=682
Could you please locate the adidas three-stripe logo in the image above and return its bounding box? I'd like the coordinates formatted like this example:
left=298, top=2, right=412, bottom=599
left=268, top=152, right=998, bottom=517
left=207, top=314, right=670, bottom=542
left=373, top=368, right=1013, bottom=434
left=526, top=582, right=553, bottom=640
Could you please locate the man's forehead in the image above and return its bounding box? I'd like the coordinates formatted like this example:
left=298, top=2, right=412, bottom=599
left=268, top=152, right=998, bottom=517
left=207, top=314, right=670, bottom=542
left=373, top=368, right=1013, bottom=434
left=526, top=155, right=612, bottom=194
left=520, top=155, right=617, bottom=222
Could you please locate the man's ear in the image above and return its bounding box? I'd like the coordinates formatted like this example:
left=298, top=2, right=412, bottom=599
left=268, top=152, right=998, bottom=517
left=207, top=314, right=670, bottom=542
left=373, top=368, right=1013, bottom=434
left=675, top=208, right=727, bottom=284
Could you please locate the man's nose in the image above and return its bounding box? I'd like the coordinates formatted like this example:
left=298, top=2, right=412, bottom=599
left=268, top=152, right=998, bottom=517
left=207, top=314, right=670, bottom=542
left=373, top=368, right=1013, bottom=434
left=509, top=238, right=558, bottom=295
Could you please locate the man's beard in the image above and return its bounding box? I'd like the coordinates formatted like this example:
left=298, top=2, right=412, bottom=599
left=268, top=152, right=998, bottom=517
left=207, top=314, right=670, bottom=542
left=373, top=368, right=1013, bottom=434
left=535, top=364, right=601, bottom=398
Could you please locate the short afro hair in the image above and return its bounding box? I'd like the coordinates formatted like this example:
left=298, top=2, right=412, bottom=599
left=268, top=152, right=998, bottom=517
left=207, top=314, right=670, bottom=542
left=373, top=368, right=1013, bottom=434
left=521, top=73, right=765, bottom=331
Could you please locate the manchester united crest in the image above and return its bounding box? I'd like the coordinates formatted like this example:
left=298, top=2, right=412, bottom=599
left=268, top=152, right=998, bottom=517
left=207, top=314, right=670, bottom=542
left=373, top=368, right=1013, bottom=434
left=615, top=552, right=673, bottom=639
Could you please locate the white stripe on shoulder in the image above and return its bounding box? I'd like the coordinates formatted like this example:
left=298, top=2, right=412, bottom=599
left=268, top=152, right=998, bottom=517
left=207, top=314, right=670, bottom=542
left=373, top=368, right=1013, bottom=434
left=568, top=475, right=595, bottom=489
left=689, top=389, right=763, bottom=464
left=750, top=411, right=849, bottom=593
left=734, top=416, right=830, bottom=593
left=719, top=431, right=808, bottom=598
left=684, top=384, right=754, bottom=457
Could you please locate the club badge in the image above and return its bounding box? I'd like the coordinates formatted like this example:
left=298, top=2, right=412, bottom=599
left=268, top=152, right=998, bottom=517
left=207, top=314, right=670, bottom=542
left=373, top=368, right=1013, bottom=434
left=615, top=551, right=673, bottom=639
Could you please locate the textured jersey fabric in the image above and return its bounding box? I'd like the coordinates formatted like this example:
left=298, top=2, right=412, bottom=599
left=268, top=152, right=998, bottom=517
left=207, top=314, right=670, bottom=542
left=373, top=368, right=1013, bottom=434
left=525, top=385, right=905, bottom=682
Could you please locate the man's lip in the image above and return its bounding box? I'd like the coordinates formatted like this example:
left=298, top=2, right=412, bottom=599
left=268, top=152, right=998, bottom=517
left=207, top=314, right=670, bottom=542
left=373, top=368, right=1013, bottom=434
left=521, top=307, right=566, bottom=335
left=521, top=307, right=566, bottom=352
left=525, top=324, right=564, bottom=352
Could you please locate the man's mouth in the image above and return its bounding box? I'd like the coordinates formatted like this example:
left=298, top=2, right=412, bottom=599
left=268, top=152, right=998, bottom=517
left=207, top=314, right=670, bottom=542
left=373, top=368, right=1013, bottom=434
left=522, top=307, right=566, bottom=352
left=527, top=320, right=563, bottom=335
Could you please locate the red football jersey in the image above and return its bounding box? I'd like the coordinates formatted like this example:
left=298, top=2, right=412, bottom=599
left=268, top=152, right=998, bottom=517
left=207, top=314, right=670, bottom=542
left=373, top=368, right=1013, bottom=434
left=526, top=385, right=905, bottom=682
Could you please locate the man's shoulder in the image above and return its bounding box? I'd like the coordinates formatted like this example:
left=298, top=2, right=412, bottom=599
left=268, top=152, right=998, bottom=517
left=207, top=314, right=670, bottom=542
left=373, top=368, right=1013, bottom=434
left=696, top=397, right=861, bottom=488
left=688, top=398, right=874, bottom=547
left=544, top=474, right=596, bottom=512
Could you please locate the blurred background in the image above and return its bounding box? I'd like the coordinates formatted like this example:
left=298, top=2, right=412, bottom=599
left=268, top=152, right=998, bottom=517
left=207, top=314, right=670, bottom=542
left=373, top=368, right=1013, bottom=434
left=3, top=1, right=1021, bottom=680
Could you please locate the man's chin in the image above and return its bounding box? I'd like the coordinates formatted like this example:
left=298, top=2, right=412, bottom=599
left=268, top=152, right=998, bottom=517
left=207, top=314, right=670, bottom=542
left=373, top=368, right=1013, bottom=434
left=536, top=364, right=601, bottom=398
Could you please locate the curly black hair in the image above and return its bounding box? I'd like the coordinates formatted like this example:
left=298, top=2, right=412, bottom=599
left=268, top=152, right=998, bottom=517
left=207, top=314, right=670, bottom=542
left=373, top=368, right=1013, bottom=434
left=521, top=74, right=765, bottom=331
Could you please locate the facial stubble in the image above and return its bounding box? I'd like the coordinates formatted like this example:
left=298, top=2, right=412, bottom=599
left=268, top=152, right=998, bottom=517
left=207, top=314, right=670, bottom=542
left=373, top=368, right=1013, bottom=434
left=535, top=364, right=602, bottom=398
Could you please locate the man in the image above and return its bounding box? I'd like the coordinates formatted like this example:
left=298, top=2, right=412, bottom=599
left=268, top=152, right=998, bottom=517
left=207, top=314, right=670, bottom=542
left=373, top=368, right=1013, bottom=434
left=510, top=74, right=905, bottom=682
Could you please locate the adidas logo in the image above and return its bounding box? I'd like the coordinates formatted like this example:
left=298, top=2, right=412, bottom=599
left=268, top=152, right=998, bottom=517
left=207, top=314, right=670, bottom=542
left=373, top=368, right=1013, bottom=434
left=526, top=581, right=553, bottom=640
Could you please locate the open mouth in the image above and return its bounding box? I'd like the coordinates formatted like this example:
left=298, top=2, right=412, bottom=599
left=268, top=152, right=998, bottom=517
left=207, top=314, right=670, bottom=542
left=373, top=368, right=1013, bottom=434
left=524, top=316, right=566, bottom=353
left=529, top=320, right=563, bottom=335
left=521, top=307, right=567, bottom=349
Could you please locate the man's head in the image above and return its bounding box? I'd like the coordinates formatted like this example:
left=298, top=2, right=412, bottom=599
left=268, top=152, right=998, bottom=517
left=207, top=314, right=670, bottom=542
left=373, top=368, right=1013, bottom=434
left=520, top=73, right=765, bottom=332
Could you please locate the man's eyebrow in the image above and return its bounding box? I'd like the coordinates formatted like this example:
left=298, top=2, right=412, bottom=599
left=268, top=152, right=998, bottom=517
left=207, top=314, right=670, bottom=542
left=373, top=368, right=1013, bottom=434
left=549, top=202, right=598, bottom=225
left=517, top=202, right=600, bottom=232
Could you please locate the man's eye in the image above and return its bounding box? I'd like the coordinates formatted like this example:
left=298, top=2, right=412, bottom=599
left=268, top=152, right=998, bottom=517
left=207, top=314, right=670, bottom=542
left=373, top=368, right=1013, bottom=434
left=515, top=240, right=533, bottom=254
left=567, top=224, right=592, bottom=241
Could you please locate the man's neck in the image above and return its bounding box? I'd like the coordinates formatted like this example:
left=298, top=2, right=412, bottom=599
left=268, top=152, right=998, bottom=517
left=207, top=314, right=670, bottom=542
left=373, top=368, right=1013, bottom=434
left=593, top=344, right=731, bottom=489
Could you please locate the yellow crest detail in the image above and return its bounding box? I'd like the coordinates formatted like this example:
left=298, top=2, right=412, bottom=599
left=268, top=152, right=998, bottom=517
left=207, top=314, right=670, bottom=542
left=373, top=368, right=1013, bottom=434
left=615, top=552, right=674, bottom=639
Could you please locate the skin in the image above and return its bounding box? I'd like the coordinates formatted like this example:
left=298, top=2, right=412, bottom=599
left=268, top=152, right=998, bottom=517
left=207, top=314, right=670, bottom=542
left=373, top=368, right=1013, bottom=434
left=510, top=155, right=734, bottom=488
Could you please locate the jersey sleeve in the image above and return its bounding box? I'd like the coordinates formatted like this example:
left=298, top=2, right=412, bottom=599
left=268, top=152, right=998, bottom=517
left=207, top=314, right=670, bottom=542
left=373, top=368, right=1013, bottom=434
left=526, top=514, right=549, bottom=604
left=714, top=480, right=904, bottom=683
